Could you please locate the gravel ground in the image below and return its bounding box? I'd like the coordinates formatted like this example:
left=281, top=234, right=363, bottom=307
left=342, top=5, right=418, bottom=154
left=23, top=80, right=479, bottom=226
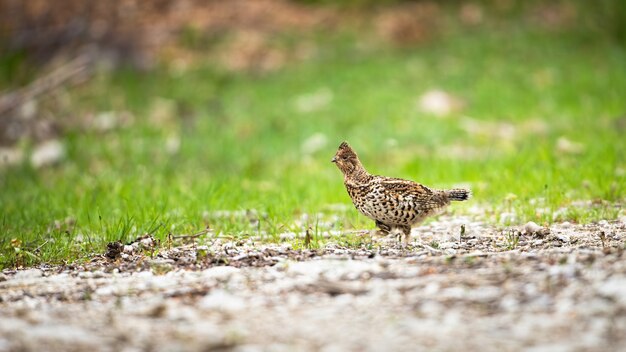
left=2, top=216, right=626, bottom=352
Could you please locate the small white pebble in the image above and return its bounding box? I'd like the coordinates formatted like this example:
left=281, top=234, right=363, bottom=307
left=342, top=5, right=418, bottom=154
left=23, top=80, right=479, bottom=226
left=560, top=221, right=572, bottom=228
left=523, top=221, right=543, bottom=234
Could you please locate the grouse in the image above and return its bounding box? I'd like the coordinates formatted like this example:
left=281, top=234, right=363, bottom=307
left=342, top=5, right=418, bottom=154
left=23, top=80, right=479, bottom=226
left=332, top=141, right=471, bottom=243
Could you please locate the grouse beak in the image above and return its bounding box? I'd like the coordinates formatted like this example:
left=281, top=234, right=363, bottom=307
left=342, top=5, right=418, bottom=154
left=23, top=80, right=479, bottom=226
left=331, top=156, right=337, bottom=163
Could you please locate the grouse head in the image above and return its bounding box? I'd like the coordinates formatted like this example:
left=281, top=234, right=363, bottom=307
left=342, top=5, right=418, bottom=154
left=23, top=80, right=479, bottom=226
left=332, top=141, right=362, bottom=175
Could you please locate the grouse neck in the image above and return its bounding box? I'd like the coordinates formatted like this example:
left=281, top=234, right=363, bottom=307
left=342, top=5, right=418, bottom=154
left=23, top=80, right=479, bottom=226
left=347, top=164, right=371, bottom=183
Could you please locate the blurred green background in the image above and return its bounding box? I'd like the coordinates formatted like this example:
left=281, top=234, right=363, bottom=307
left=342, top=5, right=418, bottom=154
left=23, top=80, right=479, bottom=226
left=1, top=0, right=625, bottom=267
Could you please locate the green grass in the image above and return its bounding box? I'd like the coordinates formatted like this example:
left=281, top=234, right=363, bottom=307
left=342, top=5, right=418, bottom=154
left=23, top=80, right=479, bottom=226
left=1, top=7, right=625, bottom=268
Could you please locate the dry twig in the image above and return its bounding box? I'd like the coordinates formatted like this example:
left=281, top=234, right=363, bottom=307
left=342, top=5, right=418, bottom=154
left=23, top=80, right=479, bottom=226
left=0, top=55, right=93, bottom=116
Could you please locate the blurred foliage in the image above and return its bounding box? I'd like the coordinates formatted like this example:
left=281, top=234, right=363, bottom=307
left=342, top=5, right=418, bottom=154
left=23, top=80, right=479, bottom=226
left=298, top=0, right=626, bottom=46
left=597, top=0, right=626, bottom=44
left=1, top=0, right=625, bottom=72
left=293, top=0, right=401, bottom=7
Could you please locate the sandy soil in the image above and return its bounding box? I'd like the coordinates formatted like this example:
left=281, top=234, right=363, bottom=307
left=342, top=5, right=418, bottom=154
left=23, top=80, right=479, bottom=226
left=2, top=216, right=626, bottom=352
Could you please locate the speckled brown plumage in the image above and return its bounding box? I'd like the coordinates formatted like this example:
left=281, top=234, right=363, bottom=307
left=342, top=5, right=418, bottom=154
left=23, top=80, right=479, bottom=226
left=332, top=141, right=471, bottom=242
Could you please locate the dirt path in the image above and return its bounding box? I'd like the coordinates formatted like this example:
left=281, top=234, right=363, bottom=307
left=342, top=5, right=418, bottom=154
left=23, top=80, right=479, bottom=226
left=2, top=217, right=626, bottom=351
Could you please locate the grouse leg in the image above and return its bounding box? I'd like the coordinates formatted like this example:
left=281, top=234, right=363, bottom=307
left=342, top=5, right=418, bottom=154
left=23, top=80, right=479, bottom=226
left=399, top=225, right=412, bottom=246
left=375, top=220, right=391, bottom=235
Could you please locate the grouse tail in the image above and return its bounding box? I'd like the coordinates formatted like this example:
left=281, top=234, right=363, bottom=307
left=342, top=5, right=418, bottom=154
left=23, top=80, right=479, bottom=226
left=446, top=188, right=472, bottom=201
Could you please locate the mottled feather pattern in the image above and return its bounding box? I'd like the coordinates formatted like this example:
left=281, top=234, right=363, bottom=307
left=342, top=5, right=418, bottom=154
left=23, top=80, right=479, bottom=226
left=446, top=188, right=472, bottom=201
left=332, top=141, right=471, bottom=242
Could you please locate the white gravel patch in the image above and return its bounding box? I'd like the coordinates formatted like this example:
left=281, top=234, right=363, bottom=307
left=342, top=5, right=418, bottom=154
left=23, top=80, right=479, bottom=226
left=1, top=219, right=626, bottom=351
